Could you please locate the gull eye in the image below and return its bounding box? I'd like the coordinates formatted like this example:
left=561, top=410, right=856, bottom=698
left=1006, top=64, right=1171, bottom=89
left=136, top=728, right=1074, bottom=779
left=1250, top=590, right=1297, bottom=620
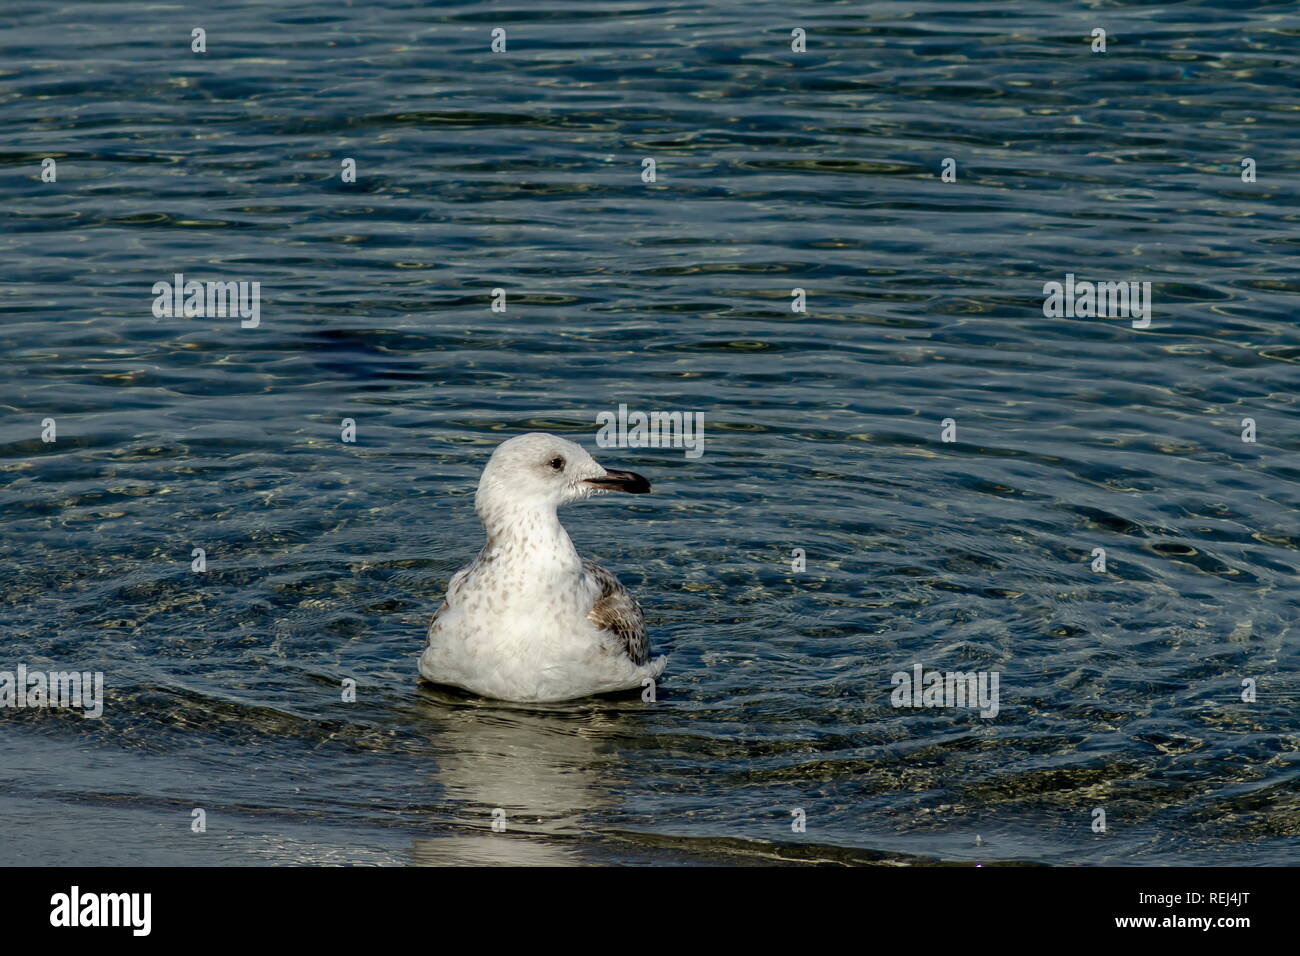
left=549, top=456, right=565, bottom=471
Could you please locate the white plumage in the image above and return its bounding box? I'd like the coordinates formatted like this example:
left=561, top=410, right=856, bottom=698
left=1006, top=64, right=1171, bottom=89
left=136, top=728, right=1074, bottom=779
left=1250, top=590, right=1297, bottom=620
left=420, top=433, right=667, bottom=702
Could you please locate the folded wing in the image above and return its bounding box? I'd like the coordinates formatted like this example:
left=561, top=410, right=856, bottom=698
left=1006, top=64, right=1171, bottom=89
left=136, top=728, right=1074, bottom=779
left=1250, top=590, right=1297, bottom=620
left=583, top=560, right=650, bottom=665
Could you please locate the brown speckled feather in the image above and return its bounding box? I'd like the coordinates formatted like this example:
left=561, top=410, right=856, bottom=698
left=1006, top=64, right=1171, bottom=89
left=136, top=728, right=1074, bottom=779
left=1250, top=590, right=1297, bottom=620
left=425, top=601, right=449, bottom=647
left=583, top=560, right=649, bottom=665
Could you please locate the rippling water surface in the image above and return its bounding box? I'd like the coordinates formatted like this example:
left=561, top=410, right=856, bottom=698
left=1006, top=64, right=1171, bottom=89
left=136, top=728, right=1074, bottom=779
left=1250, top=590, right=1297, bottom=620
left=2, top=0, right=1299, bottom=865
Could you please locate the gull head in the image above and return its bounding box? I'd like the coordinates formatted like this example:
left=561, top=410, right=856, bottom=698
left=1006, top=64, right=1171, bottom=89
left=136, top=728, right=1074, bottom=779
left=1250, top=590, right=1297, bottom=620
left=475, top=432, right=650, bottom=518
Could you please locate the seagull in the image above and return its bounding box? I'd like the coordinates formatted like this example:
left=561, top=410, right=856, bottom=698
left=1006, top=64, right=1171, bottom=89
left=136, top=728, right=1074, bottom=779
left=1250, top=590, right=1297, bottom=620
left=420, top=432, right=667, bottom=703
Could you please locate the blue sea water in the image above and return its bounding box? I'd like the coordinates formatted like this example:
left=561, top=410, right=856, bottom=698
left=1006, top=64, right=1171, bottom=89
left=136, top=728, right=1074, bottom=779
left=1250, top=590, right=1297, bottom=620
left=1, top=0, right=1299, bottom=865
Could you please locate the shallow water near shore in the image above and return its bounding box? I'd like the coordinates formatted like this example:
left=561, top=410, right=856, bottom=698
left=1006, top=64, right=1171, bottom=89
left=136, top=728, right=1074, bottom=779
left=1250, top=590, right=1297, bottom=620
left=2, top=0, right=1299, bottom=865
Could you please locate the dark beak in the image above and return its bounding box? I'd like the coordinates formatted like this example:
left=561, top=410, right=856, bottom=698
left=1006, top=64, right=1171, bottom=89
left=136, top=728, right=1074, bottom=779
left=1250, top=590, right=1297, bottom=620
left=584, top=469, right=651, bottom=494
